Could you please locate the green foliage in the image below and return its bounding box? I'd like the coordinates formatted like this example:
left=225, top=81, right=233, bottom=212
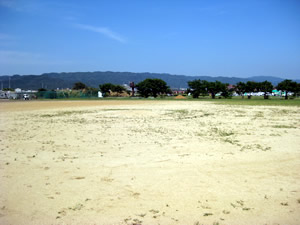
left=277, top=79, right=298, bottom=99
left=188, top=80, right=229, bottom=99
left=99, top=83, right=126, bottom=96
left=245, top=81, right=259, bottom=99
left=221, top=88, right=233, bottom=98
left=245, top=81, right=258, bottom=93
left=187, top=80, right=208, bottom=98
left=258, top=80, right=273, bottom=92
left=2, top=88, right=14, bottom=91
left=111, top=84, right=126, bottom=93
left=99, top=83, right=114, bottom=96
left=207, top=81, right=228, bottom=99
left=258, top=80, right=273, bottom=99
left=86, top=87, right=98, bottom=92
left=72, top=82, right=87, bottom=90
left=136, top=78, right=169, bottom=98
left=235, top=82, right=247, bottom=96
left=38, top=88, right=47, bottom=92
left=277, top=79, right=298, bottom=92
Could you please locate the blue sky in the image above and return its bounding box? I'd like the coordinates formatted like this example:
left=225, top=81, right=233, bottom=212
left=0, top=0, right=299, bottom=79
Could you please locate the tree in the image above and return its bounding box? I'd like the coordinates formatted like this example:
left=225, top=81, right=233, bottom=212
left=72, top=82, right=87, bottom=90
left=187, top=80, right=208, bottom=98
left=245, top=81, right=258, bottom=99
left=99, top=83, right=127, bottom=97
left=221, top=84, right=233, bottom=98
left=99, top=83, right=114, bottom=96
left=188, top=80, right=229, bottom=99
left=206, top=81, right=228, bottom=99
left=136, top=79, right=169, bottom=98
left=38, top=88, right=47, bottom=92
left=111, top=84, right=126, bottom=94
left=2, top=88, right=14, bottom=91
left=258, top=80, right=273, bottom=99
left=277, top=79, right=298, bottom=99
left=235, top=82, right=247, bottom=98
left=297, top=83, right=300, bottom=96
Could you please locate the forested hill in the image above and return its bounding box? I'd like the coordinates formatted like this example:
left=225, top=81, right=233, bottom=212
left=0, top=71, right=298, bottom=90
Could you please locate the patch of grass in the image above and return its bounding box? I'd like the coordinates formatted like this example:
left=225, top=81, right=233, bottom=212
left=64, top=118, right=88, bottom=124
left=230, top=203, right=236, bottom=208
left=174, top=109, right=189, bottom=114
left=223, top=138, right=240, bottom=145
left=165, top=109, right=195, bottom=119
left=254, top=111, right=264, bottom=118
left=101, top=108, right=129, bottom=111
left=273, top=125, right=296, bottom=129
left=211, top=127, right=235, bottom=137
left=41, top=110, right=93, bottom=118
left=269, top=133, right=282, bottom=137
left=40, top=114, right=55, bottom=118
left=222, top=210, right=230, bottom=214
left=195, top=131, right=206, bottom=137
left=242, top=207, right=251, bottom=210
left=165, top=109, right=188, bottom=116
left=240, top=144, right=271, bottom=152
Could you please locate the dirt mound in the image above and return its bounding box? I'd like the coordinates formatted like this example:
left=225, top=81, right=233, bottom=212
left=174, top=95, right=187, bottom=99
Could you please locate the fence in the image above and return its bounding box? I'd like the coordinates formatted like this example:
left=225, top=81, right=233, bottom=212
left=36, top=90, right=98, bottom=99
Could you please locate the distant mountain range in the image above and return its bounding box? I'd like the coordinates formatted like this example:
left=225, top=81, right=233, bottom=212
left=0, top=71, right=299, bottom=90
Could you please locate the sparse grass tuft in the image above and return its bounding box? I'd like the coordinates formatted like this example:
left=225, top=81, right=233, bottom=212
left=211, top=127, right=235, bottom=137
left=174, top=109, right=189, bottom=115
left=240, top=144, right=271, bottom=152
left=273, top=125, right=296, bottom=129
left=254, top=111, right=264, bottom=118
left=41, top=110, right=93, bottom=118
left=222, top=210, right=230, bottom=214
left=223, top=138, right=240, bottom=145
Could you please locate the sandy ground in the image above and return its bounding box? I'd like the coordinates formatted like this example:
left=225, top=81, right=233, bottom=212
left=0, top=100, right=300, bottom=225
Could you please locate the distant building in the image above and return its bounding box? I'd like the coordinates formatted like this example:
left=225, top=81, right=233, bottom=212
left=227, top=84, right=235, bottom=89
left=172, top=88, right=187, bottom=95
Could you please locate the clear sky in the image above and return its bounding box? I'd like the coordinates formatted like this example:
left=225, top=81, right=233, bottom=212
left=0, top=0, right=299, bottom=79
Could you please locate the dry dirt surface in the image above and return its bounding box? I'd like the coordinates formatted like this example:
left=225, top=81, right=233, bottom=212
left=0, top=100, right=300, bottom=225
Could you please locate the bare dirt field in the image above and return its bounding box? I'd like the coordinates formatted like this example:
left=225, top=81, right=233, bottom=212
left=0, top=100, right=300, bottom=225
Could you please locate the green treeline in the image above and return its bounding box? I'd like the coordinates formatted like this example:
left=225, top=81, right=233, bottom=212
left=36, top=79, right=300, bottom=99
